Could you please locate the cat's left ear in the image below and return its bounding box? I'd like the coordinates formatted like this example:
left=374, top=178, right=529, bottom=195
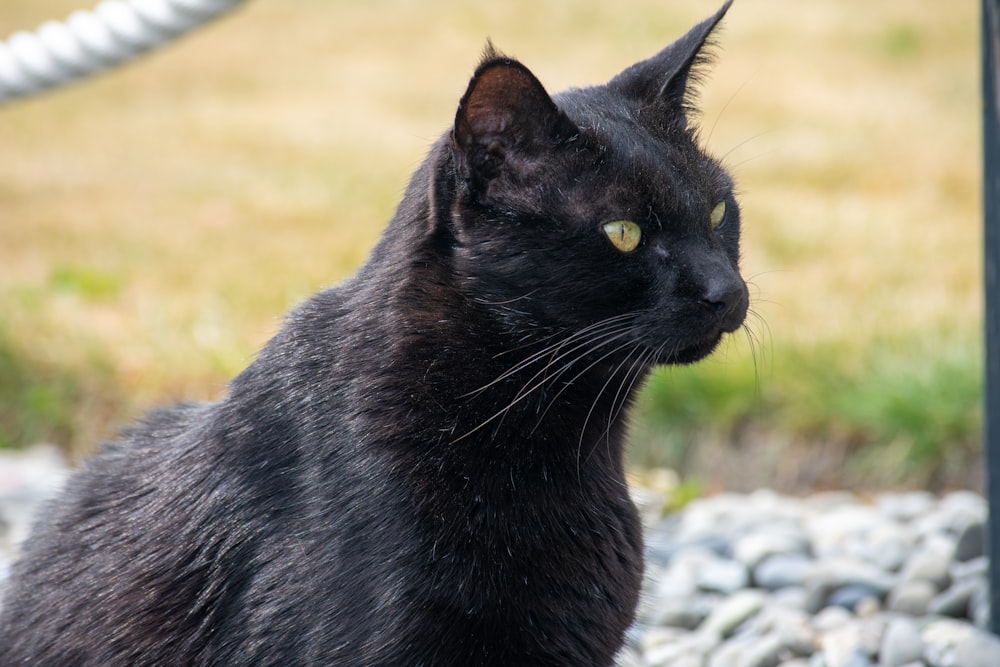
left=452, top=47, right=579, bottom=193
left=608, top=0, right=732, bottom=130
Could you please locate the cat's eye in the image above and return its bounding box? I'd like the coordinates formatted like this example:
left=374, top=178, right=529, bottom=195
left=710, top=201, right=727, bottom=229
left=602, top=221, right=642, bottom=253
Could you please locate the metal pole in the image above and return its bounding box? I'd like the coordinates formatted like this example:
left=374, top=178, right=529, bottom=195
left=984, top=0, right=1000, bottom=637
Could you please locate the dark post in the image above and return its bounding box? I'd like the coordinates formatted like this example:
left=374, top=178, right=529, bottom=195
left=984, top=0, right=1000, bottom=637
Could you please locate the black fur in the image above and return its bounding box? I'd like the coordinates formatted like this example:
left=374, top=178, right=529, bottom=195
left=0, top=2, right=745, bottom=665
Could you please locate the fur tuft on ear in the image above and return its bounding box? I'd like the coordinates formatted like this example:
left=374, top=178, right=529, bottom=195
left=478, top=39, right=506, bottom=68
left=608, top=0, right=732, bottom=130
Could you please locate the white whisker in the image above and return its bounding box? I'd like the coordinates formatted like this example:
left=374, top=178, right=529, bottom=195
left=452, top=314, right=643, bottom=444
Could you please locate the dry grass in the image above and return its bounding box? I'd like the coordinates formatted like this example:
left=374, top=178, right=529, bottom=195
left=0, top=0, right=981, bottom=456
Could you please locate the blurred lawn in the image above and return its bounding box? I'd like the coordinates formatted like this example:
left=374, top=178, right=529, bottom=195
left=0, top=0, right=982, bottom=489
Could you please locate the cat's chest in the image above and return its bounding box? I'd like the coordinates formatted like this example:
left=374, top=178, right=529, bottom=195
left=402, top=471, right=643, bottom=664
left=418, top=465, right=642, bottom=600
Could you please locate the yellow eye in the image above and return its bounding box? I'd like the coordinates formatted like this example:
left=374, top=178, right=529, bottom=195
left=710, top=201, right=727, bottom=229
left=602, top=220, right=642, bottom=253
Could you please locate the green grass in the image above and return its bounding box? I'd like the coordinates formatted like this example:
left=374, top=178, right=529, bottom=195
left=0, top=0, right=983, bottom=490
left=0, top=325, right=123, bottom=453
left=630, top=333, right=982, bottom=491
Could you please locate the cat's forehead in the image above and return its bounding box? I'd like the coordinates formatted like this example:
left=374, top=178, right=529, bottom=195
left=556, top=86, right=730, bottom=213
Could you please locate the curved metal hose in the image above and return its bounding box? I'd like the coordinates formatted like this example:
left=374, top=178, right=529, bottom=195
left=0, top=0, right=248, bottom=103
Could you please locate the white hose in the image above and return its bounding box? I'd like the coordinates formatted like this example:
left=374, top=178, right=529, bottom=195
left=0, top=0, right=248, bottom=103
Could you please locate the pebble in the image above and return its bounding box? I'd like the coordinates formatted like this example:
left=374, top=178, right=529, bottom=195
left=881, top=617, right=923, bottom=667
left=887, top=579, right=938, bottom=616
left=624, top=482, right=997, bottom=667
left=0, top=449, right=997, bottom=666
left=954, top=520, right=985, bottom=563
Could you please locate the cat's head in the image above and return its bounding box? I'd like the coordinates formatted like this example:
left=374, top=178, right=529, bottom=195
left=443, top=0, right=746, bottom=366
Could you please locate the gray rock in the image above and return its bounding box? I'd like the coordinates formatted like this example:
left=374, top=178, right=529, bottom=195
left=951, top=628, right=1000, bottom=667
left=854, top=614, right=888, bottom=657
left=647, top=534, right=732, bottom=566
left=880, top=617, right=923, bottom=667
left=899, top=537, right=954, bottom=591
left=820, top=620, right=862, bottom=667
left=921, top=618, right=984, bottom=667
left=939, top=491, right=987, bottom=526
left=887, top=579, right=937, bottom=616
left=678, top=657, right=707, bottom=667
left=812, top=605, right=853, bottom=633
left=804, top=492, right=858, bottom=512
left=737, top=634, right=786, bottom=667
left=839, top=653, right=873, bottom=667
left=953, top=519, right=985, bottom=562
left=650, top=552, right=702, bottom=599
left=700, top=589, right=767, bottom=639
left=804, top=559, right=896, bottom=612
left=709, top=634, right=761, bottom=667
left=734, top=527, right=812, bottom=568
left=950, top=555, right=988, bottom=582
left=857, top=614, right=889, bottom=661
left=928, top=578, right=981, bottom=618
left=862, top=523, right=916, bottom=573
left=755, top=553, right=815, bottom=591
left=0, top=445, right=69, bottom=557
left=637, top=626, right=688, bottom=658
left=852, top=596, right=881, bottom=619
left=644, top=594, right=717, bottom=630
left=641, top=627, right=717, bottom=667
left=827, top=585, right=882, bottom=613
left=761, top=604, right=809, bottom=627
left=876, top=491, right=937, bottom=522
left=970, top=584, right=991, bottom=629
left=807, top=558, right=897, bottom=596
left=770, top=587, right=810, bottom=612
left=805, top=504, right=881, bottom=559
left=776, top=616, right=819, bottom=657
left=698, top=557, right=750, bottom=595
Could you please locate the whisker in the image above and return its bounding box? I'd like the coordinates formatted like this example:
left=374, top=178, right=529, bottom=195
left=527, top=321, right=643, bottom=436
left=460, top=314, right=637, bottom=399
left=706, top=75, right=754, bottom=147
left=728, top=147, right=778, bottom=170
left=452, top=315, right=641, bottom=443
left=577, top=343, right=652, bottom=473
left=502, top=324, right=639, bottom=427
left=717, top=126, right=774, bottom=162
left=607, top=346, right=654, bottom=431
left=502, top=322, right=636, bottom=403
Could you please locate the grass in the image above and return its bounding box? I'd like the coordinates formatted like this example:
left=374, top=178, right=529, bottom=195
left=0, top=0, right=982, bottom=488
left=630, top=333, right=982, bottom=491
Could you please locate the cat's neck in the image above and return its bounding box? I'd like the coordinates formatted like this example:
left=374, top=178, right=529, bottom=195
left=244, top=139, right=647, bottom=481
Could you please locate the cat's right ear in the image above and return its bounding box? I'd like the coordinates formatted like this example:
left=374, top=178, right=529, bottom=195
left=451, top=48, right=578, bottom=194
left=608, top=0, right=732, bottom=132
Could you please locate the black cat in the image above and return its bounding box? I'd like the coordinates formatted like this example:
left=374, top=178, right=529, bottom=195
left=0, top=2, right=747, bottom=665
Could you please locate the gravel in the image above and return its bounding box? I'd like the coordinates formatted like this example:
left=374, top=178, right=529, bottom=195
left=0, top=446, right=996, bottom=666
left=621, top=487, right=997, bottom=667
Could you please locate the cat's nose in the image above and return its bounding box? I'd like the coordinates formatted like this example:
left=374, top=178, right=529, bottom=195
left=700, top=279, right=748, bottom=330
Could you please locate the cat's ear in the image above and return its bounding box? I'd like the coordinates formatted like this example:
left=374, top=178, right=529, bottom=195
left=451, top=45, right=578, bottom=192
left=608, top=0, right=732, bottom=130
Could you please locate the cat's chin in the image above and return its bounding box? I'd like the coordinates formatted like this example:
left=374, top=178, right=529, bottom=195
left=658, top=334, right=724, bottom=366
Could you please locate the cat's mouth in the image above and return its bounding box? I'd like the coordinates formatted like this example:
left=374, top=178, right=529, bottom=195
left=650, top=301, right=747, bottom=365
left=654, top=311, right=746, bottom=366
left=658, top=334, right=725, bottom=366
